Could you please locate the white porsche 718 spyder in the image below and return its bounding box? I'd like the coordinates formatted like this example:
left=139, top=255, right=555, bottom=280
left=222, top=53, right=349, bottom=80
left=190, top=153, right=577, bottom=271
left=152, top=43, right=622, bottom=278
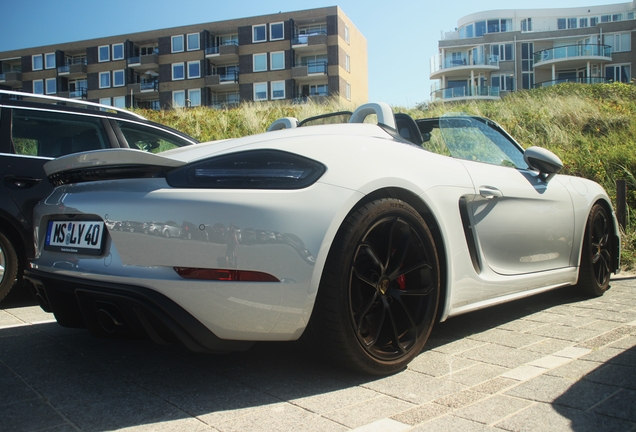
left=24, top=102, right=620, bottom=375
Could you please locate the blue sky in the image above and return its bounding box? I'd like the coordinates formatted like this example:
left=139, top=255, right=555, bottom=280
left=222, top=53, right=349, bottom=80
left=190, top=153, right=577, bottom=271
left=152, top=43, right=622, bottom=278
left=0, top=0, right=624, bottom=106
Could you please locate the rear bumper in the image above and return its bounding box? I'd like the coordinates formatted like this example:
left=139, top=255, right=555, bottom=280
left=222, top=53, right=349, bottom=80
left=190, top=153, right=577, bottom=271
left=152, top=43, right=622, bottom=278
left=23, top=268, right=253, bottom=353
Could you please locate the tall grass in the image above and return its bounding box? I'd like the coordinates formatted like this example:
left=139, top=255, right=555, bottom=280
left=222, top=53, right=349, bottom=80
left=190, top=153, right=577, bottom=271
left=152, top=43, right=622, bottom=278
left=135, top=83, right=636, bottom=268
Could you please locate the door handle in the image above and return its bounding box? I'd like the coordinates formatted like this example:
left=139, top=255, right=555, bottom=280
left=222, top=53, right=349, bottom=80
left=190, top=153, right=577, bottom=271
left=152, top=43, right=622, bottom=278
left=5, top=175, right=43, bottom=188
left=479, top=186, right=503, bottom=199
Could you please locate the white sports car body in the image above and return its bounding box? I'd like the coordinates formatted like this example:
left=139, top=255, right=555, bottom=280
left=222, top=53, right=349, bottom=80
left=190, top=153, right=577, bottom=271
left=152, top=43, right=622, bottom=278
left=25, top=102, right=620, bottom=374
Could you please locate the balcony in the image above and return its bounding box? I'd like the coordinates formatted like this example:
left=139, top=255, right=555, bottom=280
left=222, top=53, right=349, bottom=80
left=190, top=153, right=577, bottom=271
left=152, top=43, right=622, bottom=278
left=430, top=54, right=499, bottom=80
left=57, top=88, right=88, bottom=100
left=292, top=31, right=328, bottom=53
left=127, top=80, right=159, bottom=99
left=0, top=70, right=22, bottom=86
left=127, top=54, right=159, bottom=72
left=431, top=85, right=500, bottom=101
left=205, top=71, right=239, bottom=91
left=292, top=61, right=327, bottom=83
left=533, top=44, right=612, bottom=69
left=535, top=77, right=609, bottom=87
left=205, top=42, right=239, bottom=63
left=57, top=60, right=87, bottom=78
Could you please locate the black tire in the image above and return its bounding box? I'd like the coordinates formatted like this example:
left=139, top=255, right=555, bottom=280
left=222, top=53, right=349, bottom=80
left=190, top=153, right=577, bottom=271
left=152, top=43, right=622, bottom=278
left=305, top=198, right=440, bottom=375
left=0, top=230, right=18, bottom=302
left=576, top=204, right=612, bottom=297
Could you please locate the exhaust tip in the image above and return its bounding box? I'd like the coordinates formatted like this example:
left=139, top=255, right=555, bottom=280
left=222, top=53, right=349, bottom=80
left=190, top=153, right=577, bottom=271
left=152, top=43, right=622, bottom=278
left=96, top=308, right=123, bottom=333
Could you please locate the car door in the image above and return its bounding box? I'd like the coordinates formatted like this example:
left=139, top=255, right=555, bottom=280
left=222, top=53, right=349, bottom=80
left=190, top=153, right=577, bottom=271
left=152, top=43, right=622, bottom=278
left=439, top=116, right=575, bottom=276
left=1, top=107, right=112, bottom=229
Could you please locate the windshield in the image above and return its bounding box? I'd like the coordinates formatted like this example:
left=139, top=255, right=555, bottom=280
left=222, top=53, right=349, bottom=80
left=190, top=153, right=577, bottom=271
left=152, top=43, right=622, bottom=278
left=421, top=114, right=528, bottom=170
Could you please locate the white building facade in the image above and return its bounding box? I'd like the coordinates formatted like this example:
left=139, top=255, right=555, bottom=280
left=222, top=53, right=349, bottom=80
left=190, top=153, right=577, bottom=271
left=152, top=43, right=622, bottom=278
left=430, top=2, right=636, bottom=101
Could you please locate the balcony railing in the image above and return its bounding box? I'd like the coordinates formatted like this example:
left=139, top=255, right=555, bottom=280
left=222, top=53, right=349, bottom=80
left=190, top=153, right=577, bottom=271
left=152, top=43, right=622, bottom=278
left=292, top=30, right=327, bottom=45
left=535, top=77, right=609, bottom=87
left=432, top=55, right=499, bottom=72
left=205, top=41, right=239, bottom=55
left=431, top=85, right=500, bottom=101
left=140, top=80, right=159, bottom=91
left=219, top=71, right=238, bottom=83
left=533, top=44, right=612, bottom=64
left=69, top=88, right=87, bottom=99
left=302, top=60, right=327, bottom=74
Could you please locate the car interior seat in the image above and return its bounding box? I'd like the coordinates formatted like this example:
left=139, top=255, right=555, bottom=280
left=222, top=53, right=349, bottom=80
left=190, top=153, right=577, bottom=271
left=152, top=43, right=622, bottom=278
left=394, top=113, right=423, bottom=145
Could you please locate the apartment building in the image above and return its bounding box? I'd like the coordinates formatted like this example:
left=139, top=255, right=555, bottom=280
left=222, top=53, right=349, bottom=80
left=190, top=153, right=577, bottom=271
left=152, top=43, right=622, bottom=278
left=430, top=1, right=635, bottom=101
left=0, top=6, right=367, bottom=109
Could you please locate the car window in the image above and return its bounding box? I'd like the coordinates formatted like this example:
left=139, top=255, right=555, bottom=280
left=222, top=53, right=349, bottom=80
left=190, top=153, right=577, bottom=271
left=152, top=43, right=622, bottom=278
left=116, top=120, right=193, bottom=153
left=436, top=116, right=528, bottom=169
left=11, top=108, right=109, bottom=158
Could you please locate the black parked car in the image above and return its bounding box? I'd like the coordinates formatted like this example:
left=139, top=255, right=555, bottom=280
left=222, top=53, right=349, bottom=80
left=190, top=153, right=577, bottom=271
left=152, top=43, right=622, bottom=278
left=0, top=90, right=198, bottom=301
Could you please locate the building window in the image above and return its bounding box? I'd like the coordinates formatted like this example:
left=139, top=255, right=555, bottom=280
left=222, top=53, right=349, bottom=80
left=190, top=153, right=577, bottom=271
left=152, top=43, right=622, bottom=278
left=172, top=35, right=184, bottom=53
left=33, top=79, right=43, bottom=94
left=345, top=82, right=351, bottom=100
left=606, top=33, right=631, bottom=53
left=557, top=18, right=566, bottom=30
left=491, top=44, right=513, bottom=61
left=99, top=71, right=111, bottom=88
left=253, top=24, right=266, bottom=43
left=270, top=52, right=284, bottom=70
left=113, top=96, right=126, bottom=108
left=112, top=43, right=124, bottom=60
left=173, top=90, right=186, bottom=107
left=345, top=54, right=350, bottom=72
left=99, top=97, right=111, bottom=105
left=521, top=18, right=532, bottom=32
left=475, top=21, right=486, bottom=37
left=580, top=18, right=589, bottom=28
left=188, top=89, right=201, bottom=107
left=253, top=53, right=267, bottom=72
left=345, top=25, right=350, bottom=44
left=270, top=22, right=284, bottom=41
left=492, top=74, right=514, bottom=91
left=271, top=81, right=285, bottom=100
left=606, top=64, right=631, bottom=83
left=568, top=18, right=577, bottom=29
left=187, top=61, right=201, bottom=78
left=45, top=53, right=55, bottom=69
left=172, top=63, right=185, bottom=80
left=521, top=42, right=534, bottom=90
left=187, top=33, right=200, bottom=51
left=99, top=45, right=110, bottom=62
left=591, top=17, right=599, bottom=26
left=32, top=54, right=43, bottom=71
left=254, top=82, right=267, bottom=101
left=113, top=70, right=125, bottom=87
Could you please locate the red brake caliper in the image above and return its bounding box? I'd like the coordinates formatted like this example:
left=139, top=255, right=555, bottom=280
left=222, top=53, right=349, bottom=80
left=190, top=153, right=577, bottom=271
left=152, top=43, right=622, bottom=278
left=397, top=274, right=406, bottom=290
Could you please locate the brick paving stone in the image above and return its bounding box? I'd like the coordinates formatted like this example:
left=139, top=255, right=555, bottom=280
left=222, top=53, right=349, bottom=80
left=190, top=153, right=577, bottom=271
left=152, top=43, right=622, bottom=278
left=527, top=324, right=604, bottom=342
left=545, top=359, right=607, bottom=381
left=410, top=413, right=493, bottom=431
left=452, top=395, right=532, bottom=425
left=494, top=402, right=634, bottom=432
left=470, top=377, right=519, bottom=395
left=504, top=374, right=620, bottom=410
left=592, top=388, right=636, bottom=423
left=444, top=363, right=508, bottom=387
left=466, top=328, right=546, bottom=348
left=362, top=370, right=468, bottom=405
left=323, top=396, right=415, bottom=429
left=458, top=343, right=543, bottom=369
left=408, top=350, right=477, bottom=377
left=434, top=389, right=487, bottom=409
left=390, top=403, right=451, bottom=426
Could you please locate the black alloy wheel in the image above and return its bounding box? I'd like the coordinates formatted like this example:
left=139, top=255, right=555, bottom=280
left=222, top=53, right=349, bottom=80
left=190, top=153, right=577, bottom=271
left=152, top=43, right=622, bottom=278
left=306, top=198, right=440, bottom=374
left=576, top=204, right=612, bottom=297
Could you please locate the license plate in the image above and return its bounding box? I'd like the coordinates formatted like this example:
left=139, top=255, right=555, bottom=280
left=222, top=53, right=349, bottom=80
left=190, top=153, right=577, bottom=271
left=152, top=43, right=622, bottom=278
left=45, top=220, right=105, bottom=255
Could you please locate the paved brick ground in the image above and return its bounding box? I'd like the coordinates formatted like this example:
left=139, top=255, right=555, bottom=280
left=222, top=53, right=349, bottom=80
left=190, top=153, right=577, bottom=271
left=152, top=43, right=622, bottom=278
left=1, top=274, right=635, bottom=431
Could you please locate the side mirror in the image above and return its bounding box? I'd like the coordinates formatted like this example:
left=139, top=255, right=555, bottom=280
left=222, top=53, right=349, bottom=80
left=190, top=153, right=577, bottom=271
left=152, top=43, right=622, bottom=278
left=524, top=146, right=563, bottom=182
